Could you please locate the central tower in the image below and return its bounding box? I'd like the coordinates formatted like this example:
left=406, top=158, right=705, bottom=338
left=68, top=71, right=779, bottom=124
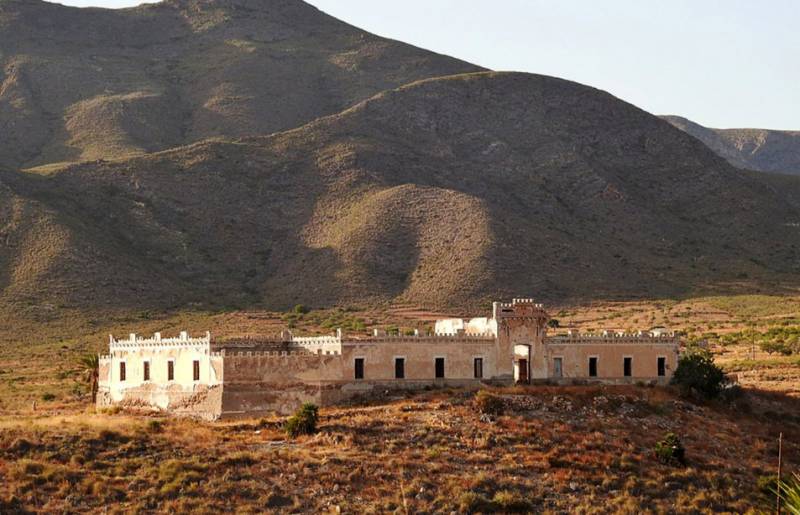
left=493, top=298, right=549, bottom=383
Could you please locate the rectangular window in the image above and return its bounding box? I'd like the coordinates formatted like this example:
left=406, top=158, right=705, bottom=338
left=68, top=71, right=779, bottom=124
left=435, top=357, right=445, bottom=379
left=143, top=361, right=150, bottom=381
left=193, top=360, right=200, bottom=381
left=473, top=358, right=483, bottom=379
left=354, top=358, right=365, bottom=380
left=395, top=358, right=405, bottom=379
left=553, top=357, right=563, bottom=378
left=167, top=360, right=175, bottom=381
left=119, top=362, right=126, bottom=382
left=657, top=357, right=666, bottom=377
left=589, top=357, right=598, bottom=377
left=624, top=357, right=632, bottom=377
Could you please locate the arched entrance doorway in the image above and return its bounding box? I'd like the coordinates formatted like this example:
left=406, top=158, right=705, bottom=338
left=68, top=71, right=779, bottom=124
left=513, top=344, right=531, bottom=384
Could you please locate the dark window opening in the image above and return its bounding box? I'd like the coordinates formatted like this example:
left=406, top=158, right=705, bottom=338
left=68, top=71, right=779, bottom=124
left=119, top=362, right=126, bottom=382
left=143, top=361, right=150, bottom=381
left=435, top=358, right=445, bottom=379
left=589, top=357, right=598, bottom=377
left=395, top=358, right=405, bottom=379
left=193, top=360, right=200, bottom=381
left=168, top=361, right=175, bottom=381
left=354, top=358, right=365, bottom=380
left=657, top=357, right=666, bottom=377
left=624, top=357, right=632, bottom=377
left=474, top=358, right=483, bottom=379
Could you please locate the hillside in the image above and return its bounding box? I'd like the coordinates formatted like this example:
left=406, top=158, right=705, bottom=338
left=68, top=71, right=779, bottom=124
left=3, top=72, right=799, bottom=314
left=1, top=386, right=797, bottom=512
left=0, top=0, right=481, bottom=170
left=663, top=116, right=800, bottom=175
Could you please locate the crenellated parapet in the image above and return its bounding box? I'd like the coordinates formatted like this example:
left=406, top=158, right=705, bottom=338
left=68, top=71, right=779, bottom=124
left=356, top=334, right=497, bottom=344
left=545, top=330, right=681, bottom=345
left=220, top=348, right=341, bottom=358
left=109, top=331, right=211, bottom=350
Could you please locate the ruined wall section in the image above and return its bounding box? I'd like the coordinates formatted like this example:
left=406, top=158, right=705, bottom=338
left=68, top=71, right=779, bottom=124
left=219, top=350, right=344, bottom=417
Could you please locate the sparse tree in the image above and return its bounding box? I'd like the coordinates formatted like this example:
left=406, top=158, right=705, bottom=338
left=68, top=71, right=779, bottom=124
left=80, top=354, right=100, bottom=404
left=670, top=349, right=727, bottom=399
left=547, top=319, right=560, bottom=329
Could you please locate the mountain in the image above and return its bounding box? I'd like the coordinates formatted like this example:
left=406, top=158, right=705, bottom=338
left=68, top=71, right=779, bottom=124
left=662, top=116, right=800, bottom=176
left=3, top=72, right=799, bottom=313
left=0, top=0, right=481, bottom=170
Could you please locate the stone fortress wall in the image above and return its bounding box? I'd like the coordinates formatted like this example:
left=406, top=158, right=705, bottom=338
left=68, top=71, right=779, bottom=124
left=98, top=331, right=224, bottom=420
left=97, top=298, right=682, bottom=419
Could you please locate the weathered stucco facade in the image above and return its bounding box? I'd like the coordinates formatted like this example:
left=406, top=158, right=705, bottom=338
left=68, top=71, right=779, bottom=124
left=97, top=299, right=681, bottom=419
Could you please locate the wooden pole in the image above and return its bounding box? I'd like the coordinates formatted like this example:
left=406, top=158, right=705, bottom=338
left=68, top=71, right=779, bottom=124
left=777, top=432, right=783, bottom=515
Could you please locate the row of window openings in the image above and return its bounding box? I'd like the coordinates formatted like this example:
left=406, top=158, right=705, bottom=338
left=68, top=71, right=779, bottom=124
left=551, top=357, right=667, bottom=378
left=354, top=357, right=484, bottom=380
left=119, top=360, right=200, bottom=382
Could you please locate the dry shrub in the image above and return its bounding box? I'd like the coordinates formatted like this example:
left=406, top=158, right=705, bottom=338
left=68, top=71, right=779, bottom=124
left=221, top=451, right=257, bottom=467
left=158, top=458, right=207, bottom=498
left=475, top=390, right=504, bottom=416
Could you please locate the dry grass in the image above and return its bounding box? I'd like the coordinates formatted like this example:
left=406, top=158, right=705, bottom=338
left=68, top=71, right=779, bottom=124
left=0, top=295, right=798, bottom=511
left=0, top=386, right=797, bottom=513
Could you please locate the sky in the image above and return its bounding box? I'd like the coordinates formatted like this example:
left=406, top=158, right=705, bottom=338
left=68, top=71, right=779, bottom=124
left=55, top=0, right=798, bottom=130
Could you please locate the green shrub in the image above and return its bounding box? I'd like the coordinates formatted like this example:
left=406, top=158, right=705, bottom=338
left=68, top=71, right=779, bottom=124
left=671, top=349, right=727, bottom=399
left=654, top=432, right=685, bottom=466
left=475, top=390, right=504, bottom=416
left=760, top=340, right=793, bottom=356
left=285, top=403, right=319, bottom=438
left=41, top=392, right=56, bottom=401
left=293, top=304, right=309, bottom=315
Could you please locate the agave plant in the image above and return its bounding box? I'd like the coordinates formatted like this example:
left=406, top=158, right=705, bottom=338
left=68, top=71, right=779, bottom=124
left=775, top=472, right=800, bottom=515
left=79, top=354, right=100, bottom=404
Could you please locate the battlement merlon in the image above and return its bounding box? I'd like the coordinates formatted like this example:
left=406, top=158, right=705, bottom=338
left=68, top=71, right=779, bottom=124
left=492, top=299, right=549, bottom=321
left=109, top=331, right=212, bottom=350
left=545, top=330, right=681, bottom=345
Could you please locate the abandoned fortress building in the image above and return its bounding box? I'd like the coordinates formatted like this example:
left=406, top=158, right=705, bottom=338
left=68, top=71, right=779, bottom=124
left=97, top=299, right=681, bottom=419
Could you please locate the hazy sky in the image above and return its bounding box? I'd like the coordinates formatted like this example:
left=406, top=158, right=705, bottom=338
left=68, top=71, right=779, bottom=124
left=55, top=0, right=798, bottom=130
